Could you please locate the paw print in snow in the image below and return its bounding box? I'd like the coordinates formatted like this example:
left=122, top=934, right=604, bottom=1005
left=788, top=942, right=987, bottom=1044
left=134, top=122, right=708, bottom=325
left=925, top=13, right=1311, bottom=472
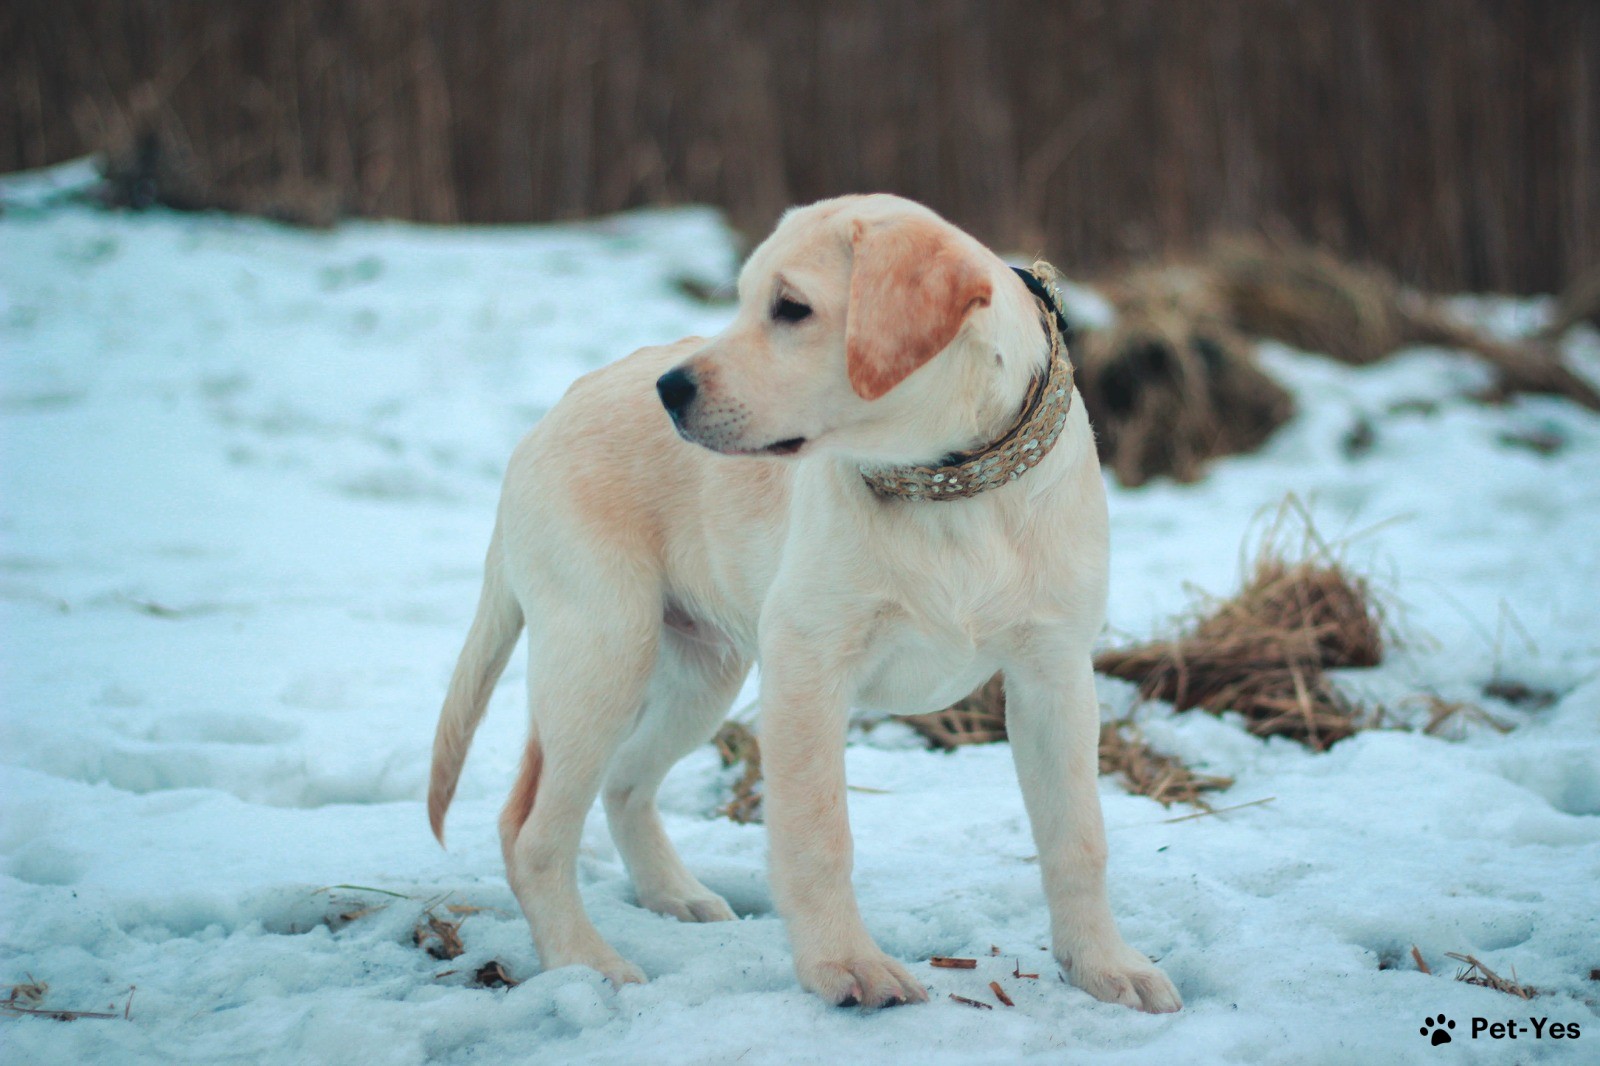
left=1420, top=1014, right=1456, bottom=1045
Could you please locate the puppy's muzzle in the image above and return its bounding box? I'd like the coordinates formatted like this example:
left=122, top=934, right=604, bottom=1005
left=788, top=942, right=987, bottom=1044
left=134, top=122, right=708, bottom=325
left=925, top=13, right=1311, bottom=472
left=656, top=367, right=697, bottom=424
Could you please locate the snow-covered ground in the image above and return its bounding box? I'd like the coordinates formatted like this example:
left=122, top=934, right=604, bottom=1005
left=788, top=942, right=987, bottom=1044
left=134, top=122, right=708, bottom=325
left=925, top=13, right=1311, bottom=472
left=2, top=162, right=1597, bottom=1065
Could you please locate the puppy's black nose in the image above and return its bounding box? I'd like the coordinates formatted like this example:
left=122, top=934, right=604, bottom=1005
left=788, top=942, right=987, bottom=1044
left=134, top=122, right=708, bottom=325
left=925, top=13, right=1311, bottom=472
left=656, top=367, right=697, bottom=417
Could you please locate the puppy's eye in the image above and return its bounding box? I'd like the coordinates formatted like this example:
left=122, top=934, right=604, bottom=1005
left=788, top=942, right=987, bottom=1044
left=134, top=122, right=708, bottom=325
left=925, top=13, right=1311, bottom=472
left=772, top=297, right=812, bottom=323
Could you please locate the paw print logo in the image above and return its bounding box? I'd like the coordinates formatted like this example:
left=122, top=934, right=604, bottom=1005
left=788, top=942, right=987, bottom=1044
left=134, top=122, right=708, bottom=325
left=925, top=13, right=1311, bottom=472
left=1420, top=1014, right=1456, bottom=1046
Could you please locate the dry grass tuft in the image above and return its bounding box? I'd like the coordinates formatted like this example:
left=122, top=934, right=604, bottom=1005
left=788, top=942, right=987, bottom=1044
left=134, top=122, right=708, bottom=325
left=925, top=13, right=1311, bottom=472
left=1076, top=265, right=1294, bottom=487
left=312, top=884, right=412, bottom=931
left=1162, top=796, right=1275, bottom=823
left=470, top=961, right=520, bottom=989
left=1482, top=678, right=1560, bottom=711
left=413, top=910, right=465, bottom=961
left=906, top=679, right=1233, bottom=808
left=902, top=675, right=1008, bottom=750
left=1095, top=508, right=1384, bottom=751
left=94, top=88, right=343, bottom=228
left=1207, top=235, right=1418, bottom=366
left=1068, top=238, right=1599, bottom=487
left=5, top=977, right=48, bottom=1009
left=1446, top=952, right=1538, bottom=1000
left=1541, top=263, right=1600, bottom=340
left=1417, top=695, right=1514, bottom=739
left=1, top=977, right=130, bottom=1022
left=325, top=901, right=385, bottom=930
left=1098, top=721, right=1233, bottom=809
left=1206, top=236, right=1600, bottom=411
left=713, top=721, right=763, bottom=824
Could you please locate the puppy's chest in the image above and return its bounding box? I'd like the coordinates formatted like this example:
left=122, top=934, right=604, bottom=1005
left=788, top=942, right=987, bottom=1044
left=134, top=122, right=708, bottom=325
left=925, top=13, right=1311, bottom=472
left=852, top=548, right=1040, bottom=716
left=853, top=624, right=1003, bottom=716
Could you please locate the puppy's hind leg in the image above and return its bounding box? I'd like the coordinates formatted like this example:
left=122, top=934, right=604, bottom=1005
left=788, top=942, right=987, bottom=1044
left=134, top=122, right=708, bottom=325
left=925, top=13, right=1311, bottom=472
left=605, top=633, right=750, bottom=923
left=501, top=598, right=659, bottom=987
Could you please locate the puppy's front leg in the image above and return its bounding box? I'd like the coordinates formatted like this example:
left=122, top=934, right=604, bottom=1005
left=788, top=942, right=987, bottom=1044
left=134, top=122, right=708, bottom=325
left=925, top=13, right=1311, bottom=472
left=760, top=629, right=927, bottom=1008
left=1005, top=657, right=1183, bottom=1013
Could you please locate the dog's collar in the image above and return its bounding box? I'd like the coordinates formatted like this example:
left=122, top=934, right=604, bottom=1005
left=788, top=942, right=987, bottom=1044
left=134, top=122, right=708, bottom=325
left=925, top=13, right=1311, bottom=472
left=859, top=261, right=1075, bottom=502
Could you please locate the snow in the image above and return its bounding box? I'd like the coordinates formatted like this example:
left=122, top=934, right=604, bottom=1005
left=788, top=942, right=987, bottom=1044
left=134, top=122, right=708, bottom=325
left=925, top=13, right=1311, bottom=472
left=2, top=161, right=1597, bottom=1064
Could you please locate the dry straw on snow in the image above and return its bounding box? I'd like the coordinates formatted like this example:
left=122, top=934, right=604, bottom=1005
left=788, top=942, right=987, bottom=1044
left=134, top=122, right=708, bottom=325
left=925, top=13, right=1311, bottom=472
left=712, top=721, right=763, bottom=824
left=1445, top=952, right=1538, bottom=1000
left=1, top=976, right=131, bottom=1022
left=1075, top=265, right=1294, bottom=488
left=900, top=681, right=1232, bottom=810
left=96, top=87, right=343, bottom=228
left=1094, top=505, right=1385, bottom=751
left=900, top=675, right=1008, bottom=750
left=1541, top=263, right=1600, bottom=340
left=716, top=690, right=1231, bottom=817
left=1204, top=235, right=1600, bottom=412
left=1073, top=238, right=1600, bottom=486
left=1097, top=721, right=1233, bottom=810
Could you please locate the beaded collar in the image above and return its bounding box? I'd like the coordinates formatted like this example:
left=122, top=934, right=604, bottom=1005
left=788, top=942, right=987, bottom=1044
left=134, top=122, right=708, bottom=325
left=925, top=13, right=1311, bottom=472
left=859, top=262, right=1075, bottom=502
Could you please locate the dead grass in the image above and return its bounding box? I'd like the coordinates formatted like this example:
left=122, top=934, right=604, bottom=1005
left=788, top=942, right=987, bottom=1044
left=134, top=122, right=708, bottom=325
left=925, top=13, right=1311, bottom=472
left=1076, top=265, right=1294, bottom=487
left=1094, top=506, right=1384, bottom=751
left=1068, top=237, right=1599, bottom=487
left=727, top=691, right=1236, bottom=813
left=5, top=977, right=47, bottom=1006
left=2, top=977, right=132, bottom=1022
left=1416, top=695, right=1514, bottom=739
left=1098, top=721, right=1233, bottom=809
left=95, top=89, right=343, bottom=227
left=1162, top=797, right=1275, bottom=823
left=311, top=883, right=419, bottom=932
left=15, top=3, right=1591, bottom=297
left=904, top=679, right=1233, bottom=809
left=1207, top=235, right=1416, bottom=366
left=1483, top=678, right=1560, bottom=711
left=1541, top=262, right=1600, bottom=340
left=1206, top=235, right=1600, bottom=412
left=1446, top=952, right=1538, bottom=1000
left=413, top=910, right=465, bottom=961
left=949, top=993, right=993, bottom=1010
left=470, top=961, right=520, bottom=989
left=901, top=675, right=1007, bottom=750
left=713, top=721, right=763, bottom=824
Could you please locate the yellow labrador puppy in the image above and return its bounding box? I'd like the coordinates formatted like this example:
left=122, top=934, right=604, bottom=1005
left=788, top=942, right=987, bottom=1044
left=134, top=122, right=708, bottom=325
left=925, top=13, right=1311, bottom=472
left=428, top=193, right=1181, bottom=1013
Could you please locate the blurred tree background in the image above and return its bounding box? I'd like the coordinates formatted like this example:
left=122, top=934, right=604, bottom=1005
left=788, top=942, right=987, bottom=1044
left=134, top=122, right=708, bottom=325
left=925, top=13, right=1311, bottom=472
left=4, top=0, right=1594, bottom=293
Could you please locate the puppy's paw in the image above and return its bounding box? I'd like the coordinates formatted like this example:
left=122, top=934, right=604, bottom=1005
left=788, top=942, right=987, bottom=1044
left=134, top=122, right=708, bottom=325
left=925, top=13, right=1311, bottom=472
left=594, top=955, right=648, bottom=989
left=1060, top=942, right=1182, bottom=1014
left=796, top=950, right=928, bottom=1009
left=638, top=889, right=737, bottom=924
left=547, top=950, right=647, bottom=988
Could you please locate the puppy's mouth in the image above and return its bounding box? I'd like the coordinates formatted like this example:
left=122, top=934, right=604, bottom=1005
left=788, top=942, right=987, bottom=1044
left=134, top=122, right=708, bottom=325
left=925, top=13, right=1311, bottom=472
left=718, top=436, right=807, bottom=459
left=761, top=437, right=807, bottom=457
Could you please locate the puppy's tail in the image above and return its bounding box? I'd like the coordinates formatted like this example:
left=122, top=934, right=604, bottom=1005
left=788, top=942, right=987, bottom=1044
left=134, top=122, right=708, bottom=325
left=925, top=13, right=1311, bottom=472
left=428, top=536, right=523, bottom=846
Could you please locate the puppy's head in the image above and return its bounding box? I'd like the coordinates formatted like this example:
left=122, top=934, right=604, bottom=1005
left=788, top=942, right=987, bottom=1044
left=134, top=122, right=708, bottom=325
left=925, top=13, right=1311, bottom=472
left=657, top=195, right=997, bottom=462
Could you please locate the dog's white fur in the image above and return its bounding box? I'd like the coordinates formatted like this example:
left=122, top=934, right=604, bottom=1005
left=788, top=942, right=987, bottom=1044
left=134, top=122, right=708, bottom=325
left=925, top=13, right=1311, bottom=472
left=428, top=194, right=1181, bottom=1012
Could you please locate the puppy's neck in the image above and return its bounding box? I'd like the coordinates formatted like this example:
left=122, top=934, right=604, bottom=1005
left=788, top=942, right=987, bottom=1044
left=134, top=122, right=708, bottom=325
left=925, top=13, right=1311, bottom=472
left=823, top=267, right=1055, bottom=472
left=948, top=272, right=1053, bottom=458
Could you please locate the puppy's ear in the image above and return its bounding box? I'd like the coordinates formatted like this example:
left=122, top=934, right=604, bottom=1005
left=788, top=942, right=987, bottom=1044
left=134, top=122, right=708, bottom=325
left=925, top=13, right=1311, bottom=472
left=846, top=217, right=993, bottom=400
